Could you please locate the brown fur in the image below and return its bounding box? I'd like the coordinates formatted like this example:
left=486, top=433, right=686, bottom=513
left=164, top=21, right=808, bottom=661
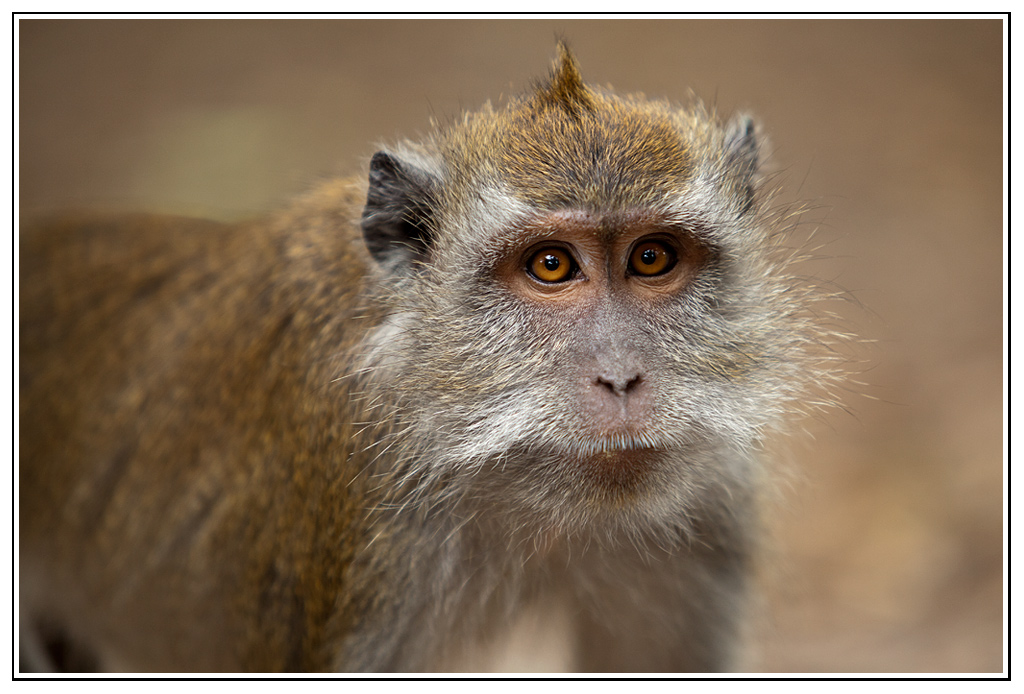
left=21, top=186, right=376, bottom=670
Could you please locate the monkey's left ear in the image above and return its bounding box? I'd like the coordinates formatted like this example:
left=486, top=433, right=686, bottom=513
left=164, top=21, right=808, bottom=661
left=724, top=114, right=761, bottom=180
left=724, top=114, right=763, bottom=216
left=361, top=151, right=438, bottom=270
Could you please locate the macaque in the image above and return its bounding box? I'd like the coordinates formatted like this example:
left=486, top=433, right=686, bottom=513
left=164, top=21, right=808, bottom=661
left=19, top=44, right=829, bottom=672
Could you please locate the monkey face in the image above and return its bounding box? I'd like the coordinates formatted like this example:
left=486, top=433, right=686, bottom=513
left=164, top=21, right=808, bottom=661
left=489, top=208, right=709, bottom=447
left=359, top=192, right=793, bottom=534
left=357, top=59, right=814, bottom=534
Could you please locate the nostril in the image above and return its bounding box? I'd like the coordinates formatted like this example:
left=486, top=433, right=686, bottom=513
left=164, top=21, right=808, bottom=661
left=624, top=374, right=642, bottom=393
left=596, top=373, right=643, bottom=396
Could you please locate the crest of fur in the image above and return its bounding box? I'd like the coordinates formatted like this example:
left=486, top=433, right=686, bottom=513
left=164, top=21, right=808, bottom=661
left=532, top=42, right=596, bottom=117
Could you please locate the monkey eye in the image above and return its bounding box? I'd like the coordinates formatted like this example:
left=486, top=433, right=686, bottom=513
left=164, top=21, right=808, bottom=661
left=628, top=240, right=676, bottom=277
left=527, top=247, right=577, bottom=283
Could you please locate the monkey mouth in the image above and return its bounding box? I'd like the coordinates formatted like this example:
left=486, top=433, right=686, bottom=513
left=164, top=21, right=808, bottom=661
left=587, top=445, right=661, bottom=466
left=564, top=429, right=667, bottom=456
left=562, top=443, right=666, bottom=493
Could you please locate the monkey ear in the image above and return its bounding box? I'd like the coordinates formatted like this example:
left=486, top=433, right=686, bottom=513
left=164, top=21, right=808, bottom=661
left=361, top=151, right=438, bottom=270
left=724, top=115, right=762, bottom=216
left=724, top=114, right=761, bottom=179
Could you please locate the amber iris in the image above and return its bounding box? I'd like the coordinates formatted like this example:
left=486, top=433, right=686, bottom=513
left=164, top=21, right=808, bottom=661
left=529, top=248, right=574, bottom=283
left=629, top=240, right=674, bottom=276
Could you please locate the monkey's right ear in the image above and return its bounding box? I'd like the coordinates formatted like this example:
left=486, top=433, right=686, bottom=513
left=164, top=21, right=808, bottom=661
left=361, top=151, right=438, bottom=270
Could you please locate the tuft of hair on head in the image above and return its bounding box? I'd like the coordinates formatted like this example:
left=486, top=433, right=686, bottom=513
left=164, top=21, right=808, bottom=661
left=531, top=41, right=596, bottom=117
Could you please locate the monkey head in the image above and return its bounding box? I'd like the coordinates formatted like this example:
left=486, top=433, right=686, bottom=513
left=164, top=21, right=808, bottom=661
left=357, top=45, right=814, bottom=541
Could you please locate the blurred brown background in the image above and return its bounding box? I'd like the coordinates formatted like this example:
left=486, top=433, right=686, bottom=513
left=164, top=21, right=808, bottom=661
left=18, top=18, right=1005, bottom=673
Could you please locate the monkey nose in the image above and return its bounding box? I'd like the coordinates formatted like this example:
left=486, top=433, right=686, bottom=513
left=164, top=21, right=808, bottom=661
left=595, top=372, right=643, bottom=396
left=583, top=370, right=652, bottom=435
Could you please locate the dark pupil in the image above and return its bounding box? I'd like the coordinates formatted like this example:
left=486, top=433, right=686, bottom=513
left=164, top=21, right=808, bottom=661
left=641, top=248, right=658, bottom=265
left=543, top=255, right=561, bottom=271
